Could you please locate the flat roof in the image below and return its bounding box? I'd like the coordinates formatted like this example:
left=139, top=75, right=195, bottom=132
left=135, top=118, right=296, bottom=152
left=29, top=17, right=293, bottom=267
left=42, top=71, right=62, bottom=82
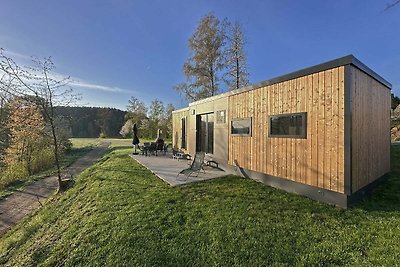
left=178, top=54, right=391, bottom=108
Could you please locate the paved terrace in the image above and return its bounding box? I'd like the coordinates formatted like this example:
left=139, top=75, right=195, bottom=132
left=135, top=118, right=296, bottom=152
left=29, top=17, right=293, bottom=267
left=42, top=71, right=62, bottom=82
left=129, top=153, right=227, bottom=186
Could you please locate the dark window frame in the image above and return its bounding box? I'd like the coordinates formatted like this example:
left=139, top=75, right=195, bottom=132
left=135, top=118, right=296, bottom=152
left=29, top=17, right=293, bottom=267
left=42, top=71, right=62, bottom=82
left=268, top=112, right=307, bottom=139
left=181, top=116, right=186, bottom=148
left=231, top=117, right=252, bottom=136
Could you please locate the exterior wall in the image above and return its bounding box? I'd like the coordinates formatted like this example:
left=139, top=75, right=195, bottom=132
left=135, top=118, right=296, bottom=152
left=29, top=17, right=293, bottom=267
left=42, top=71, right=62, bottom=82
left=189, top=96, right=229, bottom=164
left=172, top=109, right=189, bottom=151
left=350, top=66, right=391, bottom=192
left=228, top=67, right=346, bottom=193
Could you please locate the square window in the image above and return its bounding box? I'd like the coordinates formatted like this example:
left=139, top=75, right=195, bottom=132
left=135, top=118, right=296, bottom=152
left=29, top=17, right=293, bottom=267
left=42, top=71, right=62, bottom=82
left=231, top=118, right=252, bottom=136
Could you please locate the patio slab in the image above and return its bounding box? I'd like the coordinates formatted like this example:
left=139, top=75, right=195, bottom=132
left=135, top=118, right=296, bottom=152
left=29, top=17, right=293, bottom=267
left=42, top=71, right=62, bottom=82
left=129, top=153, right=227, bottom=186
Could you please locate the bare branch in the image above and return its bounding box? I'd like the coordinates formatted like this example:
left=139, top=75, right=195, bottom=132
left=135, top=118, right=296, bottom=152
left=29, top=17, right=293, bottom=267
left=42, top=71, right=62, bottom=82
left=384, top=0, right=400, bottom=11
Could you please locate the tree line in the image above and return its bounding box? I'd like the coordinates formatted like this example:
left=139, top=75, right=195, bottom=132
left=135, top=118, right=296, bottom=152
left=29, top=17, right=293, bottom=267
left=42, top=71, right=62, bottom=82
left=56, top=98, right=175, bottom=141
left=55, top=106, right=126, bottom=138
left=120, top=97, right=175, bottom=140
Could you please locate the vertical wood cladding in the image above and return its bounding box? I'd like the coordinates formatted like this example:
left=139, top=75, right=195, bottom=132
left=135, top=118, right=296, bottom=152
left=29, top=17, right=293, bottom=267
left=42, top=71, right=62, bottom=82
left=351, top=67, right=391, bottom=192
left=228, top=67, right=345, bottom=193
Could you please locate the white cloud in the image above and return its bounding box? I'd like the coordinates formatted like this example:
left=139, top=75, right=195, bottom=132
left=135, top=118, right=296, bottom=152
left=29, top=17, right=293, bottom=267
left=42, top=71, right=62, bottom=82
left=69, top=80, right=132, bottom=93
left=1, top=49, right=32, bottom=62
left=1, top=49, right=134, bottom=94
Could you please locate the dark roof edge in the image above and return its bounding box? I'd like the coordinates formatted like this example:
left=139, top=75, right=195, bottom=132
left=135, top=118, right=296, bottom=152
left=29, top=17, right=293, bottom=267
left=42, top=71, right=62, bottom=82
left=249, top=54, right=391, bottom=91
left=188, top=55, right=391, bottom=106
left=350, top=56, right=392, bottom=88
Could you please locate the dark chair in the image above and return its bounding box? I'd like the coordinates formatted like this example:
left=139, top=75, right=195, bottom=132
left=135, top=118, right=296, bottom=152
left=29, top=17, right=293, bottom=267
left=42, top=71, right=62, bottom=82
left=148, top=142, right=157, bottom=156
left=177, top=152, right=206, bottom=180
left=155, top=139, right=164, bottom=156
left=162, top=143, right=169, bottom=154
left=138, top=143, right=148, bottom=156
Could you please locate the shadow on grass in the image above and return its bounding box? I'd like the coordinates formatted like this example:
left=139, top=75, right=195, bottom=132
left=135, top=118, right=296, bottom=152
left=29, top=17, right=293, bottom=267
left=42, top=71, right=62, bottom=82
left=355, top=145, right=400, bottom=212
left=353, top=174, right=400, bottom=212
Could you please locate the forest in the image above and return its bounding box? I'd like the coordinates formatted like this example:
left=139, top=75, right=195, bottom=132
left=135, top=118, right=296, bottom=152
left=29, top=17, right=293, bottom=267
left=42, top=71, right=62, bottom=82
left=55, top=106, right=126, bottom=138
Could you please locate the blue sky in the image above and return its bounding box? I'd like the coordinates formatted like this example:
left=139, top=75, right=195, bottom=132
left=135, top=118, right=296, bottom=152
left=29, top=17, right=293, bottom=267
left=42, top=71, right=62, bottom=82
left=0, top=0, right=399, bottom=110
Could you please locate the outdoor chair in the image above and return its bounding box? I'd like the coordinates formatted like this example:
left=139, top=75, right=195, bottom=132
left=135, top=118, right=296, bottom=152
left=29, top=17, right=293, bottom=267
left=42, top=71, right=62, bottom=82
left=162, top=143, right=170, bottom=154
left=176, top=151, right=206, bottom=180
left=147, top=142, right=158, bottom=156
left=138, top=143, right=149, bottom=156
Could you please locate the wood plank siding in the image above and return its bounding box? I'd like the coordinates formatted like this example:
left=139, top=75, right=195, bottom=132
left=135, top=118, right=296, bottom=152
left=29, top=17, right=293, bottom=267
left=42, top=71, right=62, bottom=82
left=351, top=66, right=391, bottom=192
left=228, top=67, right=345, bottom=193
left=172, top=109, right=189, bottom=151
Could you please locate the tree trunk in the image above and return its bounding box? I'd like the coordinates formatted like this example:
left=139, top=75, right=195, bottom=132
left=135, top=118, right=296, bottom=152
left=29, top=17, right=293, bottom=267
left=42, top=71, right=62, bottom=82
left=210, top=65, right=215, bottom=96
left=50, top=120, right=62, bottom=190
left=236, top=57, right=240, bottom=90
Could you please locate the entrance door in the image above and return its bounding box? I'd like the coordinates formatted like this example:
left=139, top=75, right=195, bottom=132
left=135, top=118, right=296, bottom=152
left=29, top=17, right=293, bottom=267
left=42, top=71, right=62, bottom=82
left=196, top=113, right=214, bottom=154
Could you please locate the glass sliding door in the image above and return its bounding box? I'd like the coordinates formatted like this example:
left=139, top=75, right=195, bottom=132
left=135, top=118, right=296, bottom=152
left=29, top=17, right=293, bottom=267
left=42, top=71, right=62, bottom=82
left=196, top=113, right=214, bottom=154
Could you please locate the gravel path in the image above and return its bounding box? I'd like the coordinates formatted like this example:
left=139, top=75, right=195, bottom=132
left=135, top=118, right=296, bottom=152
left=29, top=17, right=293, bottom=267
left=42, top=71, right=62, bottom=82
left=0, top=142, right=110, bottom=236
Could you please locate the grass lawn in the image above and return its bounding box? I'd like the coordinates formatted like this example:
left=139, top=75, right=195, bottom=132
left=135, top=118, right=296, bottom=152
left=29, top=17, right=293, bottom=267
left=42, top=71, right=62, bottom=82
left=0, top=145, right=399, bottom=266
left=70, top=138, right=172, bottom=149
left=70, top=138, right=102, bottom=148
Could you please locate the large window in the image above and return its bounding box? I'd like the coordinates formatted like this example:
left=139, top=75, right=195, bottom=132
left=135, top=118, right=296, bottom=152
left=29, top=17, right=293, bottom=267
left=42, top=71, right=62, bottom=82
left=196, top=113, right=214, bottom=154
left=231, top=118, right=252, bottom=136
left=269, top=112, right=307, bottom=138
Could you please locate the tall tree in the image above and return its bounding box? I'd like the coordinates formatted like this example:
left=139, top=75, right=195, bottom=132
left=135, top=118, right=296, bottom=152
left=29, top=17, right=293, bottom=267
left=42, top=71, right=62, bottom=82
left=162, top=103, right=175, bottom=139
left=120, top=96, right=148, bottom=138
left=127, top=96, right=147, bottom=121
left=225, top=21, right=250, bottom=90
left=175, top=14, right=226, bottom=101
left=0, top=49, right=78, bottom=191
left=148, top=99, right=165, bottom=138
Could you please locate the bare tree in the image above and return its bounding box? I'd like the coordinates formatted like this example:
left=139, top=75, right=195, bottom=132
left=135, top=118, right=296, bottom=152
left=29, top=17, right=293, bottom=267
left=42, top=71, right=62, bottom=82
left=224, top=21, right=250, bottom=90
left=175, top=14, right=226, bottom=101
left=0, top=48, right=79, bottom=191
left=0, top=91, right=10, bottom=165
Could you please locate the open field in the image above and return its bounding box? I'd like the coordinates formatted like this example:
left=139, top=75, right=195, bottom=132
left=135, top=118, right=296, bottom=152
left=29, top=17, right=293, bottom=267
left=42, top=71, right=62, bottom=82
left=0, top=144, right=399, bottom=266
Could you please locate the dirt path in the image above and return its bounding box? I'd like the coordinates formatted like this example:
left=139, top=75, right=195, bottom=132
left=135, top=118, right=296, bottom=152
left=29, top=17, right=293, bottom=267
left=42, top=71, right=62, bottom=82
left=0, top=142, right=110, bottom=236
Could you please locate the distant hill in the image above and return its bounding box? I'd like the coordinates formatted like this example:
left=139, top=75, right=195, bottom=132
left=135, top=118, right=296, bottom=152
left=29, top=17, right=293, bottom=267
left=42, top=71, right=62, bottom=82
left=55, top=106, right=126, bottom=138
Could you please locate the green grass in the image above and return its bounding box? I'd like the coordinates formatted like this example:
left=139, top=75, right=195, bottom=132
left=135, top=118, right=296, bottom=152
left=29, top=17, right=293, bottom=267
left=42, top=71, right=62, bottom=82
left=70, top=138, right=102, bottom=148
left=70, top=138, right=172, bottom=148
left=0, top=146, right=399, bottom=266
